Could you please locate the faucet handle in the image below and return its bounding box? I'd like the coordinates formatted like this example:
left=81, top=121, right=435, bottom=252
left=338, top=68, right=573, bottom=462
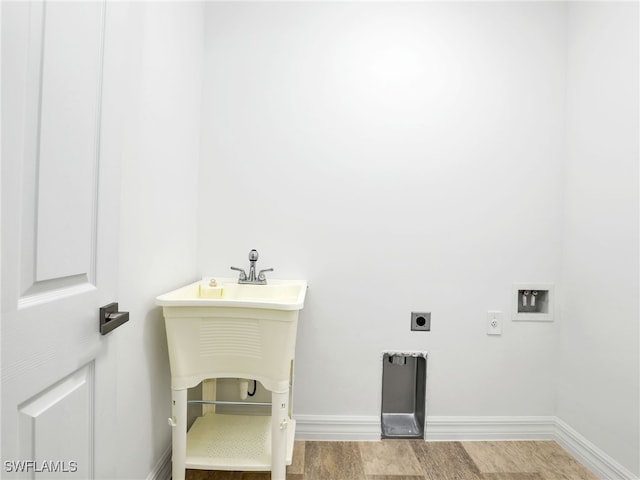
left=230, top=266, right=247, bottom=281
left=257, top=268, right=273, bottom=281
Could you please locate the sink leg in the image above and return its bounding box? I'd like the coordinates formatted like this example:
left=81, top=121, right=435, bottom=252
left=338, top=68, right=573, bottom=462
left=171, top=388, right=187, bottom=480
left=271, top=390, right=288, bottom=480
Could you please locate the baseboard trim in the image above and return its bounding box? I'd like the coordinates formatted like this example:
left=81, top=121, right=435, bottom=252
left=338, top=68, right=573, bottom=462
left=294, top=415, right=558, bottom=442
left=295, top=415, right=380, bottom=441
left=424, top=415, right=557, bottom=441
left=145, top=445, right=172, bottom=480
left=294, top=414, right=638, bottom=479
left=555, top=418, right=638, bottom=480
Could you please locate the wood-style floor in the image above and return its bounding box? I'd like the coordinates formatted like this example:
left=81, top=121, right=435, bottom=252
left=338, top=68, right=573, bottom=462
left=185, top=440, right=598, bottom=480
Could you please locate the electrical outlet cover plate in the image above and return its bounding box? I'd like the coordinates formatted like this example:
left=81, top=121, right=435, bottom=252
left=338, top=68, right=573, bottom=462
left=411, top=312, right=431, bottom=331
left=487, top=311, right=502, bottom=335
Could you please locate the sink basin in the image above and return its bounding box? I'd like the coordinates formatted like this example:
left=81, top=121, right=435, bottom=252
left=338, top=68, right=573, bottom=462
left=156, top=277, right=307, bottom=311
left=156, top=277, right=307, bottom=393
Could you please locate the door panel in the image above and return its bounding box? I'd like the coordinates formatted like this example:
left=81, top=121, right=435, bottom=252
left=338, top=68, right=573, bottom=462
left=35, top=1, right=103, bottom=284
left=2, top=2, right=123, bottom=478
left=18, top=364, right=94, bottom=479
left=20, top=1, right=104, bottom=295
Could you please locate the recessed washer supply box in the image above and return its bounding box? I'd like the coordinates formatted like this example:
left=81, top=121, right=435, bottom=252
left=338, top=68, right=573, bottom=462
left=512, top=283, right=554, bottom=321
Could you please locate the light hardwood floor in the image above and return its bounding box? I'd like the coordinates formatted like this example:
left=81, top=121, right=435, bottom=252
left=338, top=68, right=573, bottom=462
left=185, top=440, right=598, bottom=480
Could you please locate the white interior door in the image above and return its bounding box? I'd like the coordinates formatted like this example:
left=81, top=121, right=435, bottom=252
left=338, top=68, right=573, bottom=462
left=2, top=2, right=127, bottom=478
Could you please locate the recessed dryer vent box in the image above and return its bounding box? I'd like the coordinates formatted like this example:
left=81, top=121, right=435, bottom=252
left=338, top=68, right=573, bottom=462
left=381, top=351, right=427, bottom=439
left=513, top=283, right=554, bottom=322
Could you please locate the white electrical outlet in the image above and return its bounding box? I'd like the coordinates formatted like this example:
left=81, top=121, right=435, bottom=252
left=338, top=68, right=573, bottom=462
left=487, top=311, right=503, bottom=335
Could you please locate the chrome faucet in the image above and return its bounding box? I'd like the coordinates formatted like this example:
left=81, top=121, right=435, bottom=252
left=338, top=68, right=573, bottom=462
left=231, top=249, right=273, bottom=285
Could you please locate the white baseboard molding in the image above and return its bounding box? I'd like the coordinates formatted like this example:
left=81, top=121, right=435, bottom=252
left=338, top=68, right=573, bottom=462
left=295, top=415, right=380, bottom=441
left=294, top=414, right=638, bottom=479
left=145, top=445, right=172, bottom=480
left=555, top=418, right=638, bottom=480
left=294, top=415, right=558, bottom=442
left=424, top=415, right=557, bottom=441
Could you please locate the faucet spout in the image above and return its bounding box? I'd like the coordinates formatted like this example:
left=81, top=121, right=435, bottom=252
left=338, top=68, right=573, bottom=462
left=231, top=249, right=272, bottom=285
left=247, top=249, right=259, bottom=282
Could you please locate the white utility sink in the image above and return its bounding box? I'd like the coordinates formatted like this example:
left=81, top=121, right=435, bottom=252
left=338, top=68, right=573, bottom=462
left=156, top=276, right=307, bottom=480
left=156, top=277, right=307, bottom=311
left=156, top=277, right=307, bottom=392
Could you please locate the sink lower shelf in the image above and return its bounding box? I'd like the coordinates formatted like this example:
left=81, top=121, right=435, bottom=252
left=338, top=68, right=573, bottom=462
left=186, top=413, right=296, bottom=471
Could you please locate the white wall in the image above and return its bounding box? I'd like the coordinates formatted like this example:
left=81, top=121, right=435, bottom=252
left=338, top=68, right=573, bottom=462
left=113, top=3, right=203, bottom=478
left=559, top=2, right=639, bottom=476
left=199, top=2, right=567, bottom=418
left=0, top=0, right=4, bottom=464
